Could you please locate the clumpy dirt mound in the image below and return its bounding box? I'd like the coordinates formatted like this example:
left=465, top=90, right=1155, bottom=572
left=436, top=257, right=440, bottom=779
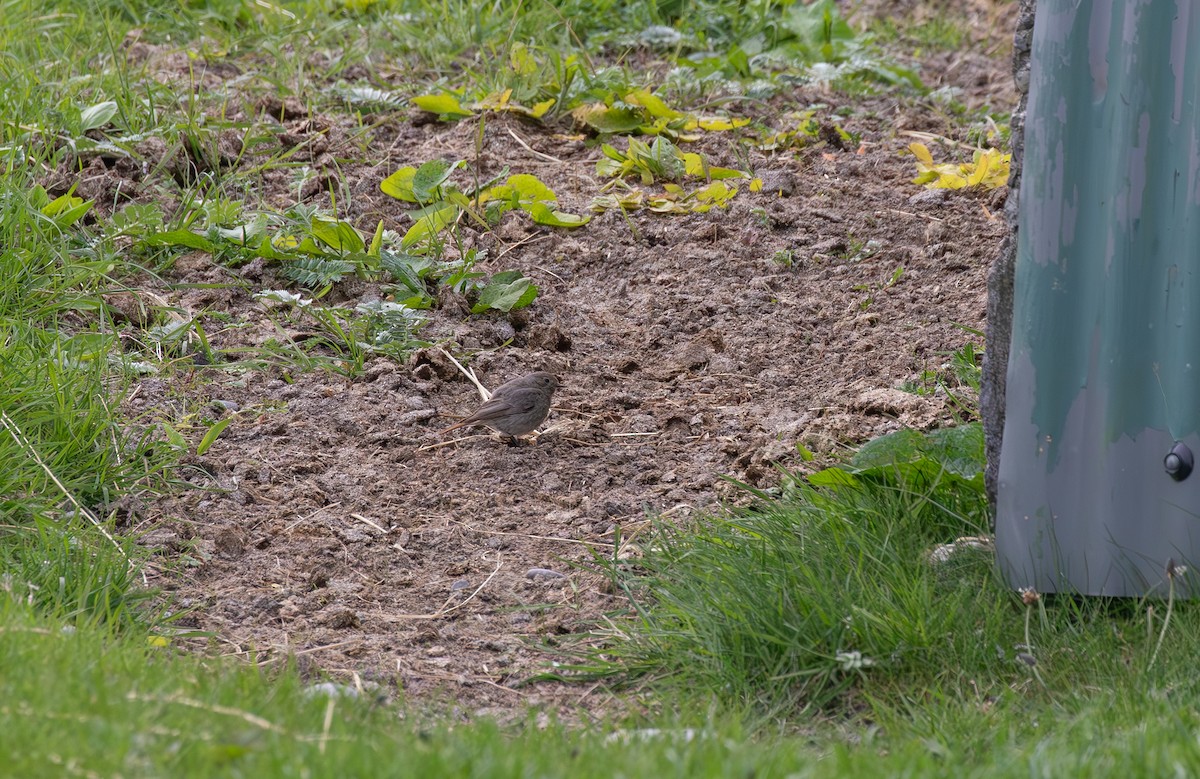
left=117, top=13, right=1015, bottom=719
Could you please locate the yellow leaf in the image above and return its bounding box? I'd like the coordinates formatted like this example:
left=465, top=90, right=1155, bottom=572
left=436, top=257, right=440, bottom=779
left=529, top=99, right=555, bottom=118
left=908, top=142, right=934, bottom=165
left=625, top=89, right=682, bottom=120
left=966, top=151, right=990, bottom=187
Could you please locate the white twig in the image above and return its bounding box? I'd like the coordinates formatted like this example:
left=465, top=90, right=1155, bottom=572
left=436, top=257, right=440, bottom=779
left=436, top=346, right=491, bottom=400
left=507, top=127, right=563, bottom=163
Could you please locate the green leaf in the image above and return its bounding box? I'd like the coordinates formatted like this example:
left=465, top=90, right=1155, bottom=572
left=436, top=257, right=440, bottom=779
left=847, top=423, right=984, bottom=485
left=310, top=217, right=365, bottom=253
left=412, top=159, right=461, bottom=203
left=509, top=42, right=538, bottom=76
left=197, top=417, right=233, bottom=456
left=278, top=257, right=356, bottom=287
left=41, top=193, right=94, bottom=227
left=726, top=45, right=751, bottom=77
left=79, top=100, right=119, bottom=131
left=160, top=423, right=188, bottom=452
left=144, top=229, right=215, bottom=252
left=625, top=89, right=681, bottom=120
left=522, top=201, right=590, bottom=227
left=368, top=220, right=384, bottom=257
left=380, top=251, right=433, bottom=299
left=411, top=93, right=474, bottom=119
left=572, top=104, right=645, bottom=134
left=503, top=173, right=557, bottom=204
left=214, top=215, right=267, bottom=245
left=471, top=270, right=539, bottom=313
left=401, top=202, right=459, bottom=249
left=380, top=167, right=419, bottom=202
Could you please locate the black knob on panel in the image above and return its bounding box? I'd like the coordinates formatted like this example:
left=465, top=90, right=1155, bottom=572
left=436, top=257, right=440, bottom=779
left=1165, top=442, right=1194, bottom=481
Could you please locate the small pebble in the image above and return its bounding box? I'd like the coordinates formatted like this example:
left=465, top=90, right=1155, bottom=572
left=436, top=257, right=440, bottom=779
left=526, top=568, right=566, bottom=580
left=303, top=682, right=360, bottom=699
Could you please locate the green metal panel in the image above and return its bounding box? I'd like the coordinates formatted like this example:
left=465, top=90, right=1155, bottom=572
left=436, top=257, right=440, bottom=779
left=997, top=0, right=1200, bottom=596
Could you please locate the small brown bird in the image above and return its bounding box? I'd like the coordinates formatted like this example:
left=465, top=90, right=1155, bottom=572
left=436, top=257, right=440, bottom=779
left=442, top=371, right=559, bottom=444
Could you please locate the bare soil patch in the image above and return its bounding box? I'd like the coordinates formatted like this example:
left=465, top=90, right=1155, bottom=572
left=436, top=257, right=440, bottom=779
left=92, top=4, right=1017, bottom=720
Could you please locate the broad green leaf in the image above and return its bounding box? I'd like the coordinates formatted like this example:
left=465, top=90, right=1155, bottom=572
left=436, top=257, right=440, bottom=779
left=41, top=193, right=94, bottom=227
left=401, top=202, right=459, bottom=248
left=523, top=201, right=590, bottom=227
left=380, top=251, right=433, bottom=301
left=572, top=103, right=644, bottom=134
left=682, top=152, right=747, bottom=180
left=144, top=229, right=215, bottom=252
left=56, top=332, right=112, bottom=363
left=726, top=45, right=751, bottom=77
left=411, top=93, right=474, bottom=118
left=381, top=166, right=419, bottom=201
left=645, top=136, right=685, bottom=182
left=412, top=159, right=461, bottom=203
left=504, top=173, right=556, bottom=204
left=310, top=217, right=365, bottom=253
left=80, top=100, right=118, bottom=131
left=259, top=234, right=294, bottom=258
left=160, top=423, right=188, bottom=452
left=625, top=89, right=681, bottom=120
left=471, top=270, right=539, bottom=313
left=595, top=157, right=626, bottom=178
left=600, top=143, right=627, bottom=162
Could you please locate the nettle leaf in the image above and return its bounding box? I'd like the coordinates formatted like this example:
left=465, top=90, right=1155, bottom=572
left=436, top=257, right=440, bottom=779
left=471, top=270, right=538, bottom=313
left=310, top=217, right=365, bottom=253
left=412, top=159, right=462, bottom=203
left=381, top=167, right=419, bottom=202
left=79, top=100, right=119, bottom=131
left=572, top=103, right=645, bottom=134
left=411, top=93, right=474, bottom=119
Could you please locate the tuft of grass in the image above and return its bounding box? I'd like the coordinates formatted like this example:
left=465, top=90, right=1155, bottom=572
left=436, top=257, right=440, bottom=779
left=586, top=431, right=998, bottom=715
